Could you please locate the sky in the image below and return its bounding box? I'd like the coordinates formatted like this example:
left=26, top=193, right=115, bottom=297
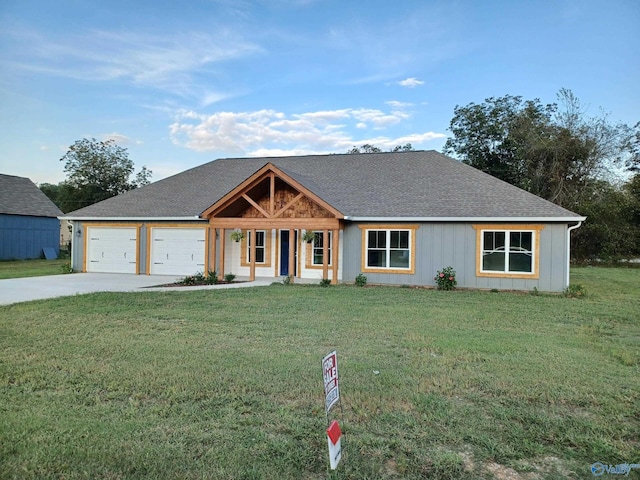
left=0, top=0, right=638, bottom=185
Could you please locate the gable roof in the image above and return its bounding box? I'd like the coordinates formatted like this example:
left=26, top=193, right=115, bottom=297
left=0, top=174, right=63, bottom=218
left=62, top=150, right=584, bottom=221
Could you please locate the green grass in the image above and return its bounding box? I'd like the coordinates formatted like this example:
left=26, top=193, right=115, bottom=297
left=1, top=267, right=639, bottom=479
left=0, top=258, right=70, bottom=279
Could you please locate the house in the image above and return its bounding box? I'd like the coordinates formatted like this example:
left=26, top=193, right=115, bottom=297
left=61, top=151, right=585, bottom=291
left=0, top=174, right=64, bottom=260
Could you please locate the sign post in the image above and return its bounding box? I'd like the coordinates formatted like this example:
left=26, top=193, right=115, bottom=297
left=326, top=420, right=342, bottom=469
left=322, top=351, right=342, bottom=469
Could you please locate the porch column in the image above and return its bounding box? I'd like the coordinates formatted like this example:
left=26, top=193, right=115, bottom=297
left=209, top=227, right=217, bottom=275
left=218, top=228, right=225, bottom=281
left=322, top=229, right=329, bottom=281
left=331, top=228, right=339, bottom=284
left=288, top=229, right=295, bottom=282
left=249, top=229, right=256, bottom=281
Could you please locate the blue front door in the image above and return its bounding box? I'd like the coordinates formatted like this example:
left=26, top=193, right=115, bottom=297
left=279, top=230, right=297, bottom=276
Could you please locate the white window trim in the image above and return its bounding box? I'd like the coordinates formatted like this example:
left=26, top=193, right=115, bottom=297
left=480, top=229, right=535, bottom=274
left=246, top=230, right=267, bottom=264
left=359, top=226, right=417, bottom=274
left=473, top=224, right=543, bottom=279
left=312, top=231, right=332, bottom=266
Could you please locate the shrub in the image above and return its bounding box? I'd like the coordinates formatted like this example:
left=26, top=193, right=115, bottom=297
left=319, top=278, right=331, bottom=287
left=355, top=273, right=367, bottom=287
left=180, top=274, right=197, bottom=286
left=282, top=275, right=293, bottom=286
left=224, top=273, right=236, bottom=283
left=205, top=270, right=218, bottom=285
left=193, top=271, right=205, bottom=283
left=60, top=262, right=73, bottom=274
left=434, top=266, right=457, bottom=290
left=180, top=271, right=217, bottom=286
left=564, top=283, right=586, bottom=298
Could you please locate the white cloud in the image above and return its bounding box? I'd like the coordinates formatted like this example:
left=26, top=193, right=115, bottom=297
left=101, top=133, right=142, bottom=145
left=398, top=77, right=425, bottom=88
left=386, top=100, right=413, bottom=108
left=5, top=28, right=260, bottom=98
left=169, top=107, right=445, bottom=155
left=201, top=91, right=233, bottom=107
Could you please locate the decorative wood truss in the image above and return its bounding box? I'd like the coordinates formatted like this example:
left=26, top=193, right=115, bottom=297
left=203, top=163, right=344, bottom=283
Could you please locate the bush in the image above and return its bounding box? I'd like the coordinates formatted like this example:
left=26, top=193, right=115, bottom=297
left=434, top=266, right=457, bottom=290
left=180, top=274, right=198, bottom=286
left=355, top=273, right=367, bottom=287
left=564, top=283, right=587, bottom=298
left=319, top=278, right=331, bottom=287
left=180, top=271, right=218, bottom=286
left=205, top=270, right=218, bottom=285
left=282, top=275, right=293, bottom=286
left=224, top=273, right=236, bottom=283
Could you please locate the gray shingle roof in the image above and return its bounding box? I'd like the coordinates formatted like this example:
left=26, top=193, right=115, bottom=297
left=0, top=174, right=64, bottom=218
left=63, top=151, right=582, bottom=220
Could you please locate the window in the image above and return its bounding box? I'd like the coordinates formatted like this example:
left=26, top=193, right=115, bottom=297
left=241, top=230, right=271, bottom=267
left=360, top=225, right=417, bottom=274
left=247, top=230, right=266, bottom=263
left=305, top=231, right=334, bottom=269
left=474, top=225, right=543, bottom=278
left=312, top=231, right=332, bottom=266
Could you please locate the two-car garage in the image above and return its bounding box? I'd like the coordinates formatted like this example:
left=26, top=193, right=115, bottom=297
left=85, top=225, right=207, bottom=276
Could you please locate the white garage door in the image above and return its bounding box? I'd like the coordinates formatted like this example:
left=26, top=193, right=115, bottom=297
left=150, top=228, right=206, bottom=275
left=87, top=227, right=137, bottom=273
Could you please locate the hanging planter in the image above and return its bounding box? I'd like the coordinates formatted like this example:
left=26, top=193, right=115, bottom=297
left=230, top=230, right=245, bottom=243
left=302, top=230, right=316, bottom=243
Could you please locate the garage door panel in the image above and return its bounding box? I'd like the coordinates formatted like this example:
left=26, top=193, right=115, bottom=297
left=150, top=228, right=206, bottom=275
left=87, top=227, right=137, bottom=274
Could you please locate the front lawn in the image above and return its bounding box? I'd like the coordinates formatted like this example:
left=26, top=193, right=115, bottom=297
left=1, top=267, right=638, bottom=479
left=0, top=258, right=69, bottom=279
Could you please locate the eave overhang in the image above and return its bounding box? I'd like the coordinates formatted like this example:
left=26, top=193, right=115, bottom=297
left=59, top=216, right=203, bottom=221
left=345, top=216, right=587, bottom=222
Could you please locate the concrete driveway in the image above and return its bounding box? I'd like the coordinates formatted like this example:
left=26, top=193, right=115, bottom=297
left=0, top=273, right=272, bottom=306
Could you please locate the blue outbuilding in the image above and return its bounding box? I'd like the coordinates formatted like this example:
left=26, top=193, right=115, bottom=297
left=0, top=174, right=63, bottom=260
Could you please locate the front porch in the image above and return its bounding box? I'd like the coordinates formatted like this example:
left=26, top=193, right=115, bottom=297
left=203, top=163, right=345, bottom=284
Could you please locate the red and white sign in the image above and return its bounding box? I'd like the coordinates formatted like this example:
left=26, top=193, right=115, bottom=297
left=326, top=420, right=342, bottom=469
left=322, top=351, right=339, bottom=414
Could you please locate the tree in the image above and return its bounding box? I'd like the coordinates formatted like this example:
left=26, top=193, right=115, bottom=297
left=442, top=95, right=553, bottom=186
left=443, top=89, right=638, bottom=260
left=347, top=144, right=382, bottom=154
left=443, top=90, right=633, bottom=208
left=39, top=182, right=80, bottom=213
left=622, top=121, right=640, bottom=172
left=58, top=138, right=151, bottom=210
left=347, top=143, right=414, bottom=154
left=572, top=179, right=640, bottom=261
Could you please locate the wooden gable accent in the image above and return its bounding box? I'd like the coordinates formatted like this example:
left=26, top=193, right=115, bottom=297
left=202, top=163, right=343, bottom=225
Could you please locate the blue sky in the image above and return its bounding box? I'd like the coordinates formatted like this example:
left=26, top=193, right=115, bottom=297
left=1, top=0, right=638, bottom=185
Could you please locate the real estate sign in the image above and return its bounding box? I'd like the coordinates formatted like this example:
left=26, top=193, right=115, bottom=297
left=322, top=351, right=339, bottom=414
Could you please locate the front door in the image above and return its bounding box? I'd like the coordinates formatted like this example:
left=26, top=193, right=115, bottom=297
left=279, top=230, right=298, bottom=276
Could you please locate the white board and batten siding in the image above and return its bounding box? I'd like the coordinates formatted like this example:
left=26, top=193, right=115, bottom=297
left=149, top=228, right=206, bottom=276
left=86, top=227, right=138, bottom=274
